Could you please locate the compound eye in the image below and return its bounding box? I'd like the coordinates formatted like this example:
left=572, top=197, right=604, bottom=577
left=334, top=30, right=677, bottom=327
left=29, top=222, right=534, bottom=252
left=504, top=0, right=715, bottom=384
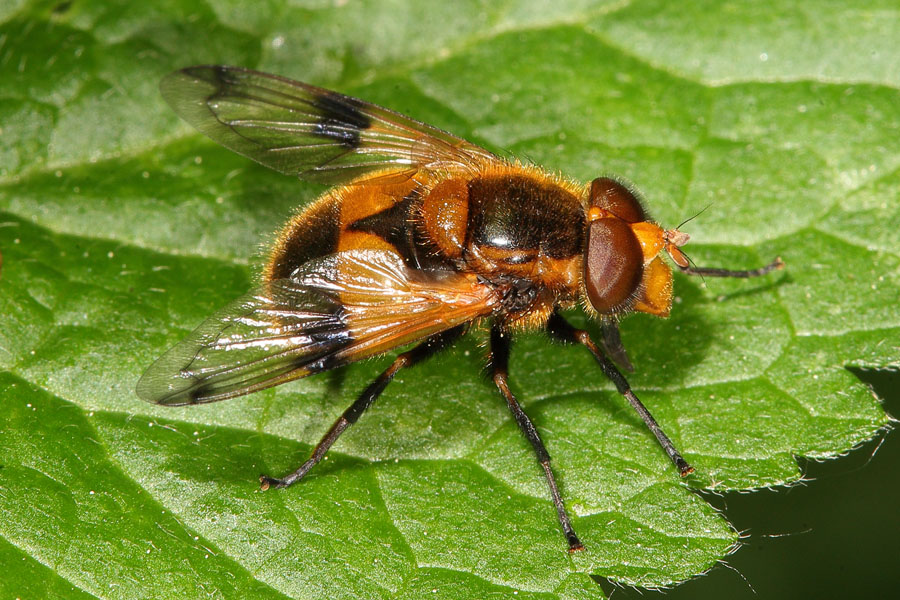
left=590, top=177, right=648, bottom=223
left=584, top=218, right=644, bottom=315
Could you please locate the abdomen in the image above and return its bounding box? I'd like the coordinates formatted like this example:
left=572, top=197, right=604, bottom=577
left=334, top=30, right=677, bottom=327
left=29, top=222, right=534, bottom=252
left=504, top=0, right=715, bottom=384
left=265, top=174, right=449, bottom=281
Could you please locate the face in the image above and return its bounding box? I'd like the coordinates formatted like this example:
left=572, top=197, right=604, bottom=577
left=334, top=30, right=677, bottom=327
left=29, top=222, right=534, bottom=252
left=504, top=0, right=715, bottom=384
left=583, top=177, right=689, bottom=318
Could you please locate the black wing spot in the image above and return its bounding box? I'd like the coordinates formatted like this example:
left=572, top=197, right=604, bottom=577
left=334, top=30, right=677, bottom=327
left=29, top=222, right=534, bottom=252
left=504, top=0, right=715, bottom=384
left=303, top=351, right=350, bottom=376
left=312, top=92, right=372, bottom=149
left=189, top=385, right=209, bottom=404
left=206, top=65, right=241, bottom=91
left=289, top=299, right=353, bottom=374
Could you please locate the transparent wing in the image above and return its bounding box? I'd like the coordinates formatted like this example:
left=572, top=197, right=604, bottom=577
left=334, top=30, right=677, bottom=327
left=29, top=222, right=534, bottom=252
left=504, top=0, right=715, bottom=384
left=137, top=251, right=498, bottom=406
left=160, top=65, right=497, bottom=184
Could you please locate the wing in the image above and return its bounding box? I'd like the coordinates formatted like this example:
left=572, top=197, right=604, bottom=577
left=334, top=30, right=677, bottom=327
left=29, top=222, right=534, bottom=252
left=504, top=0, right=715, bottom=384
left=137, top=251, right=498, bottom=406
left=160, top=65, right=497, bottom=184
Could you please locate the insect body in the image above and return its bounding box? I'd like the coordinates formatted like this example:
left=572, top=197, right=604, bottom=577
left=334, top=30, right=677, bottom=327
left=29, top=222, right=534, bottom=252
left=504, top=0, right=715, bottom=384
left=139, top=66, right=783, bottom=552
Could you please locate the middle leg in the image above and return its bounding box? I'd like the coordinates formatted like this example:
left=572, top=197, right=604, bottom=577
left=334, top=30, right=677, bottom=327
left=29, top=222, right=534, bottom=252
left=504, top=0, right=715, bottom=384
left=488, top=323, right=584, bottom=552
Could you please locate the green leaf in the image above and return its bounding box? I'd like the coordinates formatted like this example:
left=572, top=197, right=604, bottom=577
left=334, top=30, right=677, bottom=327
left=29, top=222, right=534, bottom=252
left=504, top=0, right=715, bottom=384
left=1, top=1, right=897, bottom=598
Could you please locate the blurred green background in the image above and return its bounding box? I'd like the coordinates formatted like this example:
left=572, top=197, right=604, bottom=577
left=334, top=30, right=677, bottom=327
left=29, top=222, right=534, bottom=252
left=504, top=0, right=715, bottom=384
left=604, top=369, right=900, bottom=599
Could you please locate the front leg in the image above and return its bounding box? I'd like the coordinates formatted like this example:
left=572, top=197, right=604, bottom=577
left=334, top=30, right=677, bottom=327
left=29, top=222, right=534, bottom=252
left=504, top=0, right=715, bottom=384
left=546, top=312, right=693, bottom=477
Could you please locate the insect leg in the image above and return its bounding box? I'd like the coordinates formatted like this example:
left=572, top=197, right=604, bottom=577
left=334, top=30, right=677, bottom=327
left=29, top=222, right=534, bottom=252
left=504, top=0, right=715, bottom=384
left=260, top=324, right=467, bottom=490
left=679, top=256, right=783, bottom=278
left=489, top=324, right=585, bottom=553
left=546, top=312, right=693, bottom=477
left=600, top=318, right=634, bottom=372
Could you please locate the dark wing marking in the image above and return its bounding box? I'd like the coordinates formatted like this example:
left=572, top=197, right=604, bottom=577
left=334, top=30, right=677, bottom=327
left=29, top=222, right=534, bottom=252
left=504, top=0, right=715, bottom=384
left=160, top=65, right=497, bottom=184
left=136, top=251, right=498, bottom=406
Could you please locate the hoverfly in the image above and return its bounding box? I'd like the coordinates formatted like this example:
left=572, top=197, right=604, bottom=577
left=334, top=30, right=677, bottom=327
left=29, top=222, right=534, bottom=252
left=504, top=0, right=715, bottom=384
left=138, top=66, right=783, bottom=552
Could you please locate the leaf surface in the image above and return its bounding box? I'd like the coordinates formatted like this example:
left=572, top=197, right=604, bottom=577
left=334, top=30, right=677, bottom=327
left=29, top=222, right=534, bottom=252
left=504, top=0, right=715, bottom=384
left=1, top=1, right=898, bottom=598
